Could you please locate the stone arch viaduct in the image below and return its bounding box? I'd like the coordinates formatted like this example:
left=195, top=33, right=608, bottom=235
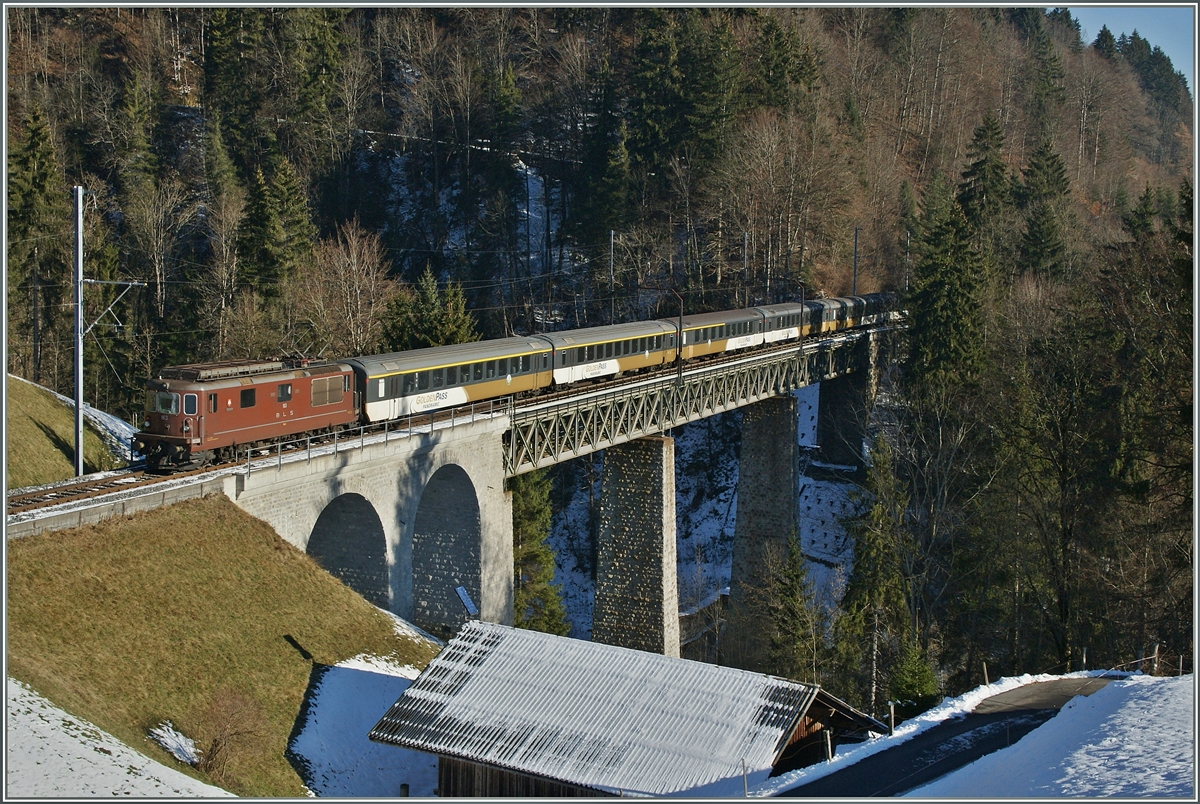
left=225, top=324, right=892, bottom=656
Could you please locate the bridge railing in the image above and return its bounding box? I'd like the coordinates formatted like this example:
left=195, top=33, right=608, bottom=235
left=242, top=396, right=514, bottom=476
left=504, top=326, right=886, bottom=476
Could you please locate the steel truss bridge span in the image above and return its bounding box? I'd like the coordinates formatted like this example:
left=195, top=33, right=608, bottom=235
left=504, top=324, right=887, bottom=476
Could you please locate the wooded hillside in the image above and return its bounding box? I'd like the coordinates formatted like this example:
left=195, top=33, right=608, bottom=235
left=6, top=7, right=1192, bottom=709
left=7, top=7, right=1191, bottom=416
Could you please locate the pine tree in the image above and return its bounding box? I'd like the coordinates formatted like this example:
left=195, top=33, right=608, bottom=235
left=764, top=535, right=825, bottom=684
left=906, top=174, right=986, bottom=388
left=835, top=435, right=910, bottom=713
left=511, top=469, right=570, bottom=635
left=271, top=157, right=316, bottom=280
left=7, top=103, right=70, bottom=383
left=238, top=167, right=286, bottom=296
left=889, top=640, right=940, bottom=717
left=1092, top=24, right=1118, bottom=60
left=957, top=114, right=1008, bottom=229
left=1026, top=25, right=1066, bottom=140
left=1122, top=185, right=1158, bottom=241
left=1020, top=200, right=1066, bottom=276
left=382, top=267, right=479, bottom=351
left=626, top=9, right=684, bottom=181
left=204, top=8, right=271, bottom=178
left=1018, top=139, right=1069, bottom=208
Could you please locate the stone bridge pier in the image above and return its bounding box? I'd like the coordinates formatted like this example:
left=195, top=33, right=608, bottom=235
left=592, top=436, right=680, bottom=657
left=815, top=331, right=881, bottom=469
left=225, top=417, right=513, bottom=638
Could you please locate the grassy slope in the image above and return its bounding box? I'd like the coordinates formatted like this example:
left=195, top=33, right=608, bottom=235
left=6, top=494, right=441, bottom=796
left=6, top=375, right=120, bottom=490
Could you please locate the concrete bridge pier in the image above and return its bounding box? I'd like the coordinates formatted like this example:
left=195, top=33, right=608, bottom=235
left=724, top=395, right=800, bottom=673
left=591, top=437, right=680, bottom=657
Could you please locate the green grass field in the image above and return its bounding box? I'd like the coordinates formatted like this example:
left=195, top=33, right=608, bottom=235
left=6, top=494, right=441, bottom=796
left=6, top=375, right=121, bottom=490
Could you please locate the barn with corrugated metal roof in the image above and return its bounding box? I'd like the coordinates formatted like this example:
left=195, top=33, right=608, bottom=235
left=368, top=621, right=885, bottom=797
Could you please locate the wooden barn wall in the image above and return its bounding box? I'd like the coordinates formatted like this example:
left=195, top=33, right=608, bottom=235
left=438, top=756, right=615, bottom=797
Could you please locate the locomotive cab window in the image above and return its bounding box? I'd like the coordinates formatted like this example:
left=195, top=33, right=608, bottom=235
left=150, top=391, right=180, bottom=414
left=240, top=388, right=256, bottom=408
left=184, top=394, right=198, bottom=416
left=277, top=383, right=292, bottom=403
left=208, top=393, right=218, bottom=413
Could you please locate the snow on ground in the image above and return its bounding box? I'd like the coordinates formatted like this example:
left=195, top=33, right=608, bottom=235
left=11, top=668, right=1192, bottom=798
left=749, top=669, right=1133, bottom=797
left=286, top=658, right=437, bottom=797
left=5, top=677, right=233, bottom=798
left=6, top=608, right=442, bottom=799
left=903, top=673, right=1195, bottom=799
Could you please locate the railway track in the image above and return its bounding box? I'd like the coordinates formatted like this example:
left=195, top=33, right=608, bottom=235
left=8, top=327, right=889, bottom=519
left=7, top=469, right=175, bottom=515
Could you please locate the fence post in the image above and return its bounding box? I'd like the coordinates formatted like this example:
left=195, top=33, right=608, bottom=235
left=277, top=442, right=282, bottom=471
left=334, top=429, right=338, bottom=455
left=307, top=435, right=311, bottom=464
left=982, top=661, right=989, bottom=686
left=1152, top=643, right=1160, bottom=675
left=1082, top=646, right=1087, bottom=671
left=824, top=729, right=833, bottom=761
left=245, top=447, right=251, bottom=478
left=889, top=701, right=895, bottom=736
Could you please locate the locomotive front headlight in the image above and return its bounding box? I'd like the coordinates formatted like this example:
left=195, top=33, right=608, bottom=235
left=143, top=420, right=151, bottom=430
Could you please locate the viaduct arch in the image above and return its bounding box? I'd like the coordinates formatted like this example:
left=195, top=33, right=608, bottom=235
left=228, top=416, right=513, bottom=635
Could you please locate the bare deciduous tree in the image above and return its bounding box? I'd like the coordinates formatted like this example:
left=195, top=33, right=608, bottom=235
left=291, top=219, right=395, bottom=356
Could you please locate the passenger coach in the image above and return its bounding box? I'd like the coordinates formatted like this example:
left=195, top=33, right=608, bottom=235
left=345, top=336, right=553, bottom=421
left=535, top=320, right=677, bottom=385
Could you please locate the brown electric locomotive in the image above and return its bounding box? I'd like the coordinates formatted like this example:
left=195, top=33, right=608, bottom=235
left=133, top=358, right=358, bottom=469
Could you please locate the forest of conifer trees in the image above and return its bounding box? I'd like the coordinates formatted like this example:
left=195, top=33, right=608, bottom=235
left=6, top=7, right=1192, bottom=710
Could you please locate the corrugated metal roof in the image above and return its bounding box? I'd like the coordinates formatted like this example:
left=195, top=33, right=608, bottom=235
left=368, top=621, right=821, bottom=796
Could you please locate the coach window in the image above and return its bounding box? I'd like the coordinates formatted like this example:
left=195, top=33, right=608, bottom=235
left=240, top=388, right=256, bottom=408
left=277, top=383, right=292, bottom=403
left=497, top=358, right=508, bottom=377
left=403, top=374, right=416, bottom=394
left=432, top=368, right=443, bottom=388
left=446, top=366, right=458, bottom=385
left=184, top=393, right=198, bottom=415
left=521, top=355, right=532, bottom=373
left=485, top=361, right=496, bottom=379
left=417, top=371, right=430, bottom=391
left=543, top=353, right=550, bottom=370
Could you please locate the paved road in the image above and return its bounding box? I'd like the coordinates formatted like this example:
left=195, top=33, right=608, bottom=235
left=779, top=677, right=1114, bottom=798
